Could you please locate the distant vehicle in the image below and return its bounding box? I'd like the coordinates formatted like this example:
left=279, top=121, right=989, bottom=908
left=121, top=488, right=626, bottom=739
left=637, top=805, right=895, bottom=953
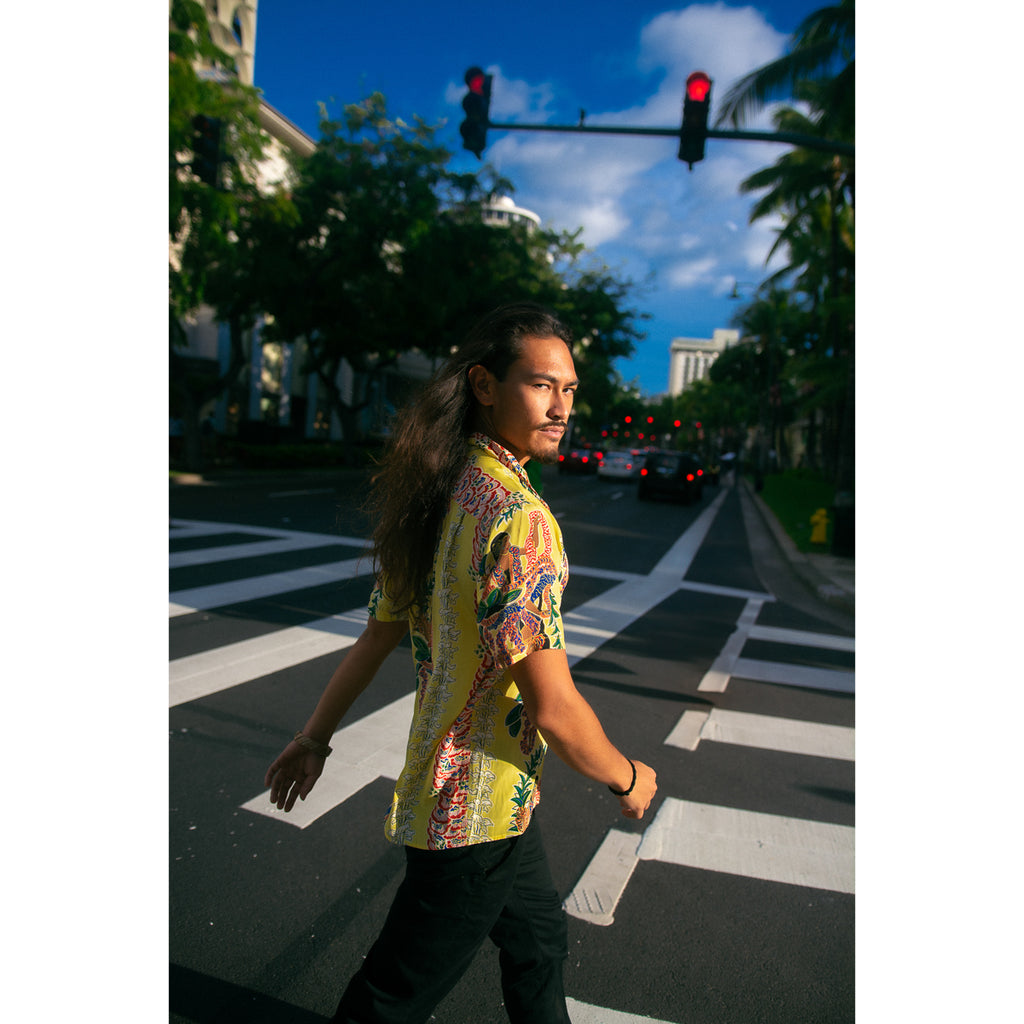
left=637, top=450, right=706, bottom=504
left=558, top=446, right=603, bottom=474
left=598, top=448, right=644, bottom=481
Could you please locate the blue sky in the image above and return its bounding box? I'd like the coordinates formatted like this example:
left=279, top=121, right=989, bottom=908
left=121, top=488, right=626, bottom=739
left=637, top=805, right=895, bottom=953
left=247, top=1, right=827, bottom=396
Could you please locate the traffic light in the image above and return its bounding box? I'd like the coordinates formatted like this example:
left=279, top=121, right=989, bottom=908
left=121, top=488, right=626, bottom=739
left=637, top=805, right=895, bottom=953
left=678, top=71, right=711, bottom=169
left=460, top=66, right=492, bottom=158
left=192, top=115, right=222, bottom=186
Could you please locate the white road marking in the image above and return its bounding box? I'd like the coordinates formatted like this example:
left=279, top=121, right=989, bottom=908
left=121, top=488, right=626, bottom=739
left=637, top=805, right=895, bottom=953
left=747, top=624, right=855, bottom=652
left=242, top=692, right=415, bottom=829
left=665, top=708, right=854, bottom=760
left=730, top=657, right=854, bottom=694
left=169, top=608, right=368, bottom=707
left=637, top=797, right=854, bottom=894
left=697, top=597, right=765, bottom=692
left=169, top=556, right=370, bottom=616
left=566, top=998, right=678, bottom=1024
left=563, top=830, right=641, bottom=926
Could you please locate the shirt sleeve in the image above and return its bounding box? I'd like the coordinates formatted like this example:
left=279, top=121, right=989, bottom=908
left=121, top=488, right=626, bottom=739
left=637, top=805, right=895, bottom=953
left=368, top=577, right=405, bottom=623
left=477, top=504, right=565, bottom=669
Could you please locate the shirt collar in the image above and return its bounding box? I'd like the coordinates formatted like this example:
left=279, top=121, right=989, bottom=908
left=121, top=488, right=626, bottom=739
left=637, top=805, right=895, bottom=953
left=469, top=432, right=534, bottom=492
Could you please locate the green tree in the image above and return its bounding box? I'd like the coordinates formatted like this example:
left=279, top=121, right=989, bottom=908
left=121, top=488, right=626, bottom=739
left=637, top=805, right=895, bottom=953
left=715, top=1, right=854, bottom=494
left=252, top=94, right=644, bottom=450
left=169, top=0, right=284, bottom=470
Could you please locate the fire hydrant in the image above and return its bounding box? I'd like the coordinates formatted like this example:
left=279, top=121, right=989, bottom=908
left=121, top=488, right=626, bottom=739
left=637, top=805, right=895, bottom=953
left=810, top=507, right=830, bottom=545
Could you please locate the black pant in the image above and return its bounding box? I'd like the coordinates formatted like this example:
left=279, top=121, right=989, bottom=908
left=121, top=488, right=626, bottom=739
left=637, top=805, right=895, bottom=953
left=332, top=821, right=570, bottom=1024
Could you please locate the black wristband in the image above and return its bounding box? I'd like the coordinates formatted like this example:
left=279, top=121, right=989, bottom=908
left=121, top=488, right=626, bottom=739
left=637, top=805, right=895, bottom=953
left=608, top=759, right=636, bottom=797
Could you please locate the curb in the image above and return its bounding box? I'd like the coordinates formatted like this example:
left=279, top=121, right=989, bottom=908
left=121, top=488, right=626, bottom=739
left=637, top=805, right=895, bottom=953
left=740, top=477, right=855, bottom=615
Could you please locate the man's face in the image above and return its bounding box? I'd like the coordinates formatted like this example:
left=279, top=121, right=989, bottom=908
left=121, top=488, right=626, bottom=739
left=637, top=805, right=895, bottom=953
left=470, top=334, right=578, bottom=465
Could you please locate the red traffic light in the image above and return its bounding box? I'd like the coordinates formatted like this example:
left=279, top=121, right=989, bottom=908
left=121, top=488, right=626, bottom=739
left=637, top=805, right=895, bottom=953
left=460, top=66, right=493, bottom=158
left=686, top=71, right=711, bottom=102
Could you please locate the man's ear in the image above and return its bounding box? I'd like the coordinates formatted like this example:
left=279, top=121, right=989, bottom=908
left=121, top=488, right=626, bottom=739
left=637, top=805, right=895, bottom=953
left=468, top=365, right=495, bottom=406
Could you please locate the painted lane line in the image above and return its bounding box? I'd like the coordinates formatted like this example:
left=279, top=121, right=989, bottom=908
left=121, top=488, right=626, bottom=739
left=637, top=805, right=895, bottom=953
left=676, top=579, right=773, bottom=602
left=731, top=657, right=855, bottom=694
left=170, top=518, right=366, bottom=548
left=697, top=597, right=765, bottom=692
left=636, top=797, right=854, bottom=894
left=747, top=624, right=855, bottom=652
left=566, top=997, right=678, bottom=1024
left=665, top=708, right=854, bottom=761
left=169, top=607, right=368, bottom=707
left=170, top=534, right=364, bottom=569
left=563, top=829, right=641, bottom=927
left=663, top=710, right=710, bottom=751
left=241, top=692, right=416, bottom=829
left=562, top=489, right=730, bottom=668
left=169, top=557, right=371, bottom=616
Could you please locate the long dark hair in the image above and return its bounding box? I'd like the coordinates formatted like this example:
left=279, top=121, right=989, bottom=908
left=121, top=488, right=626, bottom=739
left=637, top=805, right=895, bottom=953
left=366, top=302, right=573, bottom=614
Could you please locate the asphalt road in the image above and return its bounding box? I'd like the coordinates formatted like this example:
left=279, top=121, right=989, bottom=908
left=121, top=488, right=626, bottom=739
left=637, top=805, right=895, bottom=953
left=169, top=463, right=854, bottom=1024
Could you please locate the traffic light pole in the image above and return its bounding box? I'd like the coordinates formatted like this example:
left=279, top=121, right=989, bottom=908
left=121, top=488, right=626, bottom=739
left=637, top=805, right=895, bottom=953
left=484, top=119, right=853, bottom=158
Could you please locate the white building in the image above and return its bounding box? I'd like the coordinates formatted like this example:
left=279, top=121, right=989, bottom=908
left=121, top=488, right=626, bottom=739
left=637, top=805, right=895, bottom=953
left=482, top=195, right=541, bottom=230
left=667, top=329, right=739, bottom=396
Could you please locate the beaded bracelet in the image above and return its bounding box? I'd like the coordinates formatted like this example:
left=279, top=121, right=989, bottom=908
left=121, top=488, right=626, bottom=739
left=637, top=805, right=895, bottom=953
left=608, top=759, right=636, bottom=797
left=293, top=731, right=333, bottom=757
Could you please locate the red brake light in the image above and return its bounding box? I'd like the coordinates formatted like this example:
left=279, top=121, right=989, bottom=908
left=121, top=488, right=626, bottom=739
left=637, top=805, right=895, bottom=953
left=686, top=473, right=695, bottom=482
left=558, top=454, right=565, bottom=462
left=640, top=468, right=648, bottom=476
left=696, top=469, right=703, bottom=476
left=581, top=456, right=588, bottom=464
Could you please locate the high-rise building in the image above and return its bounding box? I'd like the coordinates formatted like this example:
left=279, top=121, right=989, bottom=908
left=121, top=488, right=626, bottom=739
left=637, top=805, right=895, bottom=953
left=667, top=329, right=739, bottom=396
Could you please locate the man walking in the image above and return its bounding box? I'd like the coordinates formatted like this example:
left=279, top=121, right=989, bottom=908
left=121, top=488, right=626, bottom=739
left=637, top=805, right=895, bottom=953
left=265, top=303, right=657, bottom=1023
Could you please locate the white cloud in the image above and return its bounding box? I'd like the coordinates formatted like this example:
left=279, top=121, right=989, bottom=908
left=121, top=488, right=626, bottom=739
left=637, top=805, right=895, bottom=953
left=462, top=4, right=813, bottom=389
left=666, top=256, right=718, bottom=289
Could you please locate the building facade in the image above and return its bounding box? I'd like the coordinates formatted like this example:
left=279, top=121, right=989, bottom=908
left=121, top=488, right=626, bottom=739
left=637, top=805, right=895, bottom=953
left=667, top=329, right=739, bottom=397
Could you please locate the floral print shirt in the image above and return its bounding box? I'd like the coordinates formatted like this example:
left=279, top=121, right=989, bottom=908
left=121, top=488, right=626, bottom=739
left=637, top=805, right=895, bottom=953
left=369, top=434, right=568, bottom=850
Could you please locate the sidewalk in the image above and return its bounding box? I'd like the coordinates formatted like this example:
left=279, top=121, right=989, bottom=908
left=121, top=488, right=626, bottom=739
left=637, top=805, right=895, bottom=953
left=740, top=476, right=855, bottom=615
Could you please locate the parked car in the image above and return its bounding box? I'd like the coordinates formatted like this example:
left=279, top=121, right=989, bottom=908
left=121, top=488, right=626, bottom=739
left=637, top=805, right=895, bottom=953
left=637, top=450, right=706, bottom=504
left=597, top=448, right=644, bottom=481
left=558, top=446, right=603, bottom=474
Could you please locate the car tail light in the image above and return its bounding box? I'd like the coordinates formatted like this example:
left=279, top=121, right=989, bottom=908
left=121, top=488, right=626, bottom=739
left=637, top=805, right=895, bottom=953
left=581, top=456, right=589, bottom=464
left=686, top=473, right=695, bottom=482
left=558, top=454, right=565, bottom=462
left=640, top=468, right=648, bottom=476
left=696, top=469, right=703, bottom=476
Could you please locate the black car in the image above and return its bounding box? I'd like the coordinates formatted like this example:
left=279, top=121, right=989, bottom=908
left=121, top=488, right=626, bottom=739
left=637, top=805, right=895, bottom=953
left=558, top=446, right=603, bottom=474
left=637, top=450, right=706, bottom=504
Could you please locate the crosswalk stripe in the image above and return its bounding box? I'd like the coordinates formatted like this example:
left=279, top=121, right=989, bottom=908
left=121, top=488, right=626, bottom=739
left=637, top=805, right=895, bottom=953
left=170, top=518, right=364, bottom=547
left=637, top=797, right=854, bottom=894
left=169, top=557, right=371, bottom=616
left=564, top=829, right=641, bottom=927
left=241, top=692, right=416, bottom=829
left=697, top=597, right=765, bottom=692
left=664, top=708, right=854, bottom=760
left=169, top=608, right=368, bottom=707
left=731, top=657, right=855, bottom=694
left=747, top=624, right=855, bottom=652
left=566, top=997, right=678, bottom=1024
left=170, top=534, right=363, bottom=568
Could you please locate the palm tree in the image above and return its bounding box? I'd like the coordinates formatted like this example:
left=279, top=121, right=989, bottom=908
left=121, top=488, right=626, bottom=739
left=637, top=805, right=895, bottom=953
left=719, top=1, right=855, bottom=510
left=715, top=0, right=854, bottom=140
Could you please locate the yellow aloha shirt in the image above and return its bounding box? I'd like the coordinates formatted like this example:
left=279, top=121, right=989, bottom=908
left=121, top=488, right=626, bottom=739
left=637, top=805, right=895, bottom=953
left=368, top=434, right=568, bottom=850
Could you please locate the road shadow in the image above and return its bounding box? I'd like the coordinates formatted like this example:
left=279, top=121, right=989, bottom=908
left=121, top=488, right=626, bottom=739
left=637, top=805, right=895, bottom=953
left=170, top=963, right=329, bottom=1024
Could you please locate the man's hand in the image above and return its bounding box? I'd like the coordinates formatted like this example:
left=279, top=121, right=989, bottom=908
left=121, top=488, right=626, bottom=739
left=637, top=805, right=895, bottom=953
left=616, top=760, right=657, bottom=820
left=264, top=740, right=327, bottom=812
